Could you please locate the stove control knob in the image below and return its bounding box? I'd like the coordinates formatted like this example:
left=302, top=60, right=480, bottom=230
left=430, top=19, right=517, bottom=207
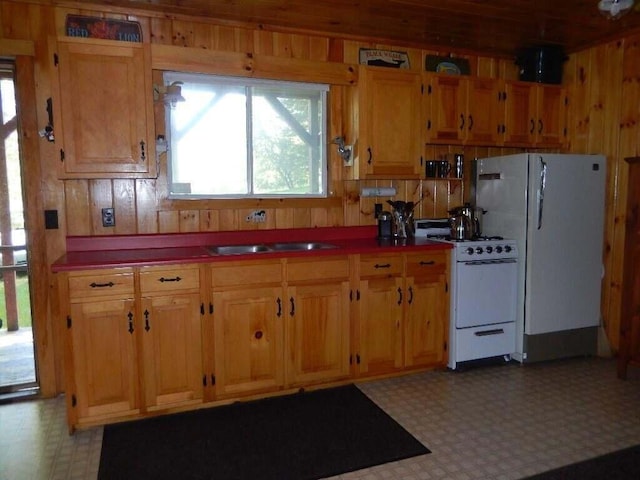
left=496, top=246, right=503, bottom=253
left=486, top=246, right=493, bottom=253
left=504, top=245, right=512, bottom=253
left=475, top=247, right=484, bottom=254
left=466, top=247, right=474, bottom=255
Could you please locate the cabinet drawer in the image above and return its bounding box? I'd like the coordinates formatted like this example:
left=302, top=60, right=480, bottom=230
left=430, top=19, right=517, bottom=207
left=405, top=250, right=448, bottom=276
left=360, top=254, right=403, bottom=277
left=286, top=257, right=349, bottom=282
left=211, top=261, right=282, bottom=287
left=68, top=270, right=134, bottom=300
left=139, top=265, right=200, bottom=294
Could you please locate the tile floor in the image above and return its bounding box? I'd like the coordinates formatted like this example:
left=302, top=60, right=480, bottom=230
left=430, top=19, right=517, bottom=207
left=1, top=357, right=639, bottom=480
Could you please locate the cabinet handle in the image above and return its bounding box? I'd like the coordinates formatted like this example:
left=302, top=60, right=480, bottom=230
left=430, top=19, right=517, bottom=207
left=408, top=286, right=414, bottom=304
left=159, top=276, right=182, bottom=283
left=374, top=263, right=391, bottom=269
left=276, top=297, right=282, bottom=317
left=459, top=114, right=465, bottom=130
left=419, top=260, right=435, bottom=266
left=538, top=119, right=543, bottom=134
left=127, top=311, right=134, bottom=334
left=427, top=119, right=431, bottom=130
left=468, top=115, right=473, bottom=131
left=397, top=287, right=403, bottom=305
left=530, top=118, right=535, bottom=134
left=367, top=147, right=372, bottom=165
left=144, top=309, right=150, bottom=331
left=502, top=124, right=506, bottom=134
left=290, top=297, right=295, bottom=316
left=90, top=281, right=114, bottom=288
left=140, top=140, right=146, bottom=161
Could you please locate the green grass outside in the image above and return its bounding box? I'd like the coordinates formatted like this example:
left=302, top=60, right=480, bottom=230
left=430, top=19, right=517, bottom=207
left=0, top=272, right=32, bottom=329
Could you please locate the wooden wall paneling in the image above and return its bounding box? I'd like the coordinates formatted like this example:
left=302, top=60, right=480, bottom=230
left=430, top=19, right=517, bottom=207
left=434, top=180, right=451, bottom=217
left=292, top=207, right=311, bottom=227
left=272, top=32, right=294, bottom=57
left=14, top=53, right=57, bottom=396
left=199, top=210, right=220, bottom=231
left=191, top=22, right=215, bottom=50
left=254, top=30, right=275, bottom=56
left=158, top=209, right=180, bottom=232
left=64, top=180, right=91, bottom=235
left=89, top=179, right=114, bottom=235
left=136, top=178, right=158, bottom=233
left=179, top=209, right=200, bottom=231
left=309, top=207, right=328, bottom=227
left=112, top=179, right=137, bottom=234
left=274, top=207, right=294, bottom=228
left=171, top=19, right=195, bottom=47
left=218, top=208, right=239, bottom=231
left=1, top=0, right=31, bottom=39
left=565, top=49, right=590, bottom=151
left=342, top=180, right=360, bottom=226
left=595, top=41, right=624, bottom=351
left=421, top=180, right=437, bottom=218
left=149, top=16, right=173, bottom=45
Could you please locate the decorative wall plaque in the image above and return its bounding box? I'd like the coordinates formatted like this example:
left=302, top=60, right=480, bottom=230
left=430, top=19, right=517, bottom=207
left=65, top=15, right=142, bottom=43
left=359, top=49, right=410, bottom=69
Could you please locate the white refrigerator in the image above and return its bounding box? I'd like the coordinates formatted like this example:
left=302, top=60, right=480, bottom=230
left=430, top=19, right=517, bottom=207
left=476, top=153, right=606, bottom=363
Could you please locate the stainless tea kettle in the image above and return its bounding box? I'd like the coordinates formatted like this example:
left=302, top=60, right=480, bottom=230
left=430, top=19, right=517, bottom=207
left=448, top=202, right=485, bottom=239
left=449, top=213, right=473, bottom=240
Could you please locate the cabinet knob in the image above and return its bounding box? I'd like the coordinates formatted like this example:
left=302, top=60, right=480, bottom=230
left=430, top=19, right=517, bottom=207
left=254, top=330, right=263, bottom=340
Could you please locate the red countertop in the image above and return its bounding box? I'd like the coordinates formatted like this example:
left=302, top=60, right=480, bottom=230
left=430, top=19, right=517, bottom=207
left=52, top=226, right=451, bottom=272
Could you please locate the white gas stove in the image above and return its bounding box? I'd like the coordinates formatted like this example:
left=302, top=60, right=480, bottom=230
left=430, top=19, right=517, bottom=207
left=415, top=221, right=519, bottom=369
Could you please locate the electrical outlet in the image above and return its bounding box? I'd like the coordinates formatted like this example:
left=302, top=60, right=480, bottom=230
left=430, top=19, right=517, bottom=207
left=102, top=207, right=115, bottom=227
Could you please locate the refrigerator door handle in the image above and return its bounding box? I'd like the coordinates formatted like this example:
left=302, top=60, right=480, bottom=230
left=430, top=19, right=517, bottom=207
left=537, top=157, right=547, bottom=230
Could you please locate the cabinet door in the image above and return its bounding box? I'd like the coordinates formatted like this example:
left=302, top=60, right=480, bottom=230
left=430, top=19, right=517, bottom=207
left=535, top=85, right=567, bottom=147
left=404, top=252, right=449, bottom=368
left=404, top=274, right=448, bottom=368
left=358, top=276, right=404, bottom=375
left=360, top=66, right=422, bottom=177
left=213, top=286, right=284, bottom=397
left=425, top=74, right=467, bottom=144
left=69, top=299, right=139, bottom=423
left=503, top=81, right=535, bottom=146
left=140, top=293, right=203, bottom=410
left=54, top=39, right=155, bottom=178
left=286, top=282, right=351, bottom=385
left=466, top=77, right=501, bottom=145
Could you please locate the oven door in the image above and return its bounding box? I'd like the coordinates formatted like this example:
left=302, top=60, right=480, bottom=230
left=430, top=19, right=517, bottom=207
left=454, top=259, right=518, bottom=329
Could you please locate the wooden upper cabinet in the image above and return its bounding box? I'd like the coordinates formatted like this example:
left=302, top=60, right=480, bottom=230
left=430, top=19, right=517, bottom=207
left=425, top=74, right=501, bottom=146
left=53, top=38, right=156, bottom=178
left=358, top=66, right=423, bottom=178
left=503, top=80, right=567, bottom=148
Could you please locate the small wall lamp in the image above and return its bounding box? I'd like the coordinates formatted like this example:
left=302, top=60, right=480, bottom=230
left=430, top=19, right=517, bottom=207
left=154, top=81, right=186, bottom=108
left=332, top=136, right=353, bottom=166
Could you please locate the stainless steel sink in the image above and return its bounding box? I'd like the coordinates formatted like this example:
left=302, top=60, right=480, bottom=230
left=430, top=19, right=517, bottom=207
left=207, top=244, right=272, bottom=255
left=270, top=242, right=338, bottom=251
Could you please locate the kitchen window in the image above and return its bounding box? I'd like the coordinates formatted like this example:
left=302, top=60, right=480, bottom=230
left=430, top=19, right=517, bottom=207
left=164, top=72, right=328, bottom=198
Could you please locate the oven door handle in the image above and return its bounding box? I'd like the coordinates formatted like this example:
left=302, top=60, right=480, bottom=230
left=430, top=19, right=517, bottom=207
left=463, top=259, right=517, bottom=266
left=537, top=156, right=547, bottom=230
left=474, top=328, right=505, bottom=337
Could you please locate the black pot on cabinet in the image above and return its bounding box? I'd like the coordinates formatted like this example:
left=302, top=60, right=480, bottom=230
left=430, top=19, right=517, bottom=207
left=515, top=45, right=567, bottom=85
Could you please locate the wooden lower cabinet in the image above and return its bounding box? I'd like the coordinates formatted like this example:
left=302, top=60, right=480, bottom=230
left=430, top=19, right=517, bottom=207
left=285, top=257, right=351, bottom=386
left=404, top=252, right=449, bottom=368
left=139, top=293, right=203, bottom=411
left=139, top=265, right=204, bottom=411
left=211, top=285, right=285, bottom=397
left=63, top=269, right=140, bottom=428
left=59, top=250, right=449, bottom=430
left=207, top=260, right=285, bottom=399
left=356, top=254, right=404, bottom=376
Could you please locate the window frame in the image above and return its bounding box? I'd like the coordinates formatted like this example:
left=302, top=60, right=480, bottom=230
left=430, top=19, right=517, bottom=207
left=163, top=71, right=329, bottom=200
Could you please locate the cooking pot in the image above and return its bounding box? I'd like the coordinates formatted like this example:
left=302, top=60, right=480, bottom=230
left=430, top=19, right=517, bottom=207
left=515, top=45, right=568, bottom=85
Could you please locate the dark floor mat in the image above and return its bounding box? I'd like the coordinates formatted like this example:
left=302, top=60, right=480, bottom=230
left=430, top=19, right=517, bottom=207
left=98, top=384, right=430, bottom=480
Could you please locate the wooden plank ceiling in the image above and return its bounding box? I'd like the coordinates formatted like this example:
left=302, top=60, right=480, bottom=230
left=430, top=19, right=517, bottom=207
left=93, top=0, right=640, bottom=56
